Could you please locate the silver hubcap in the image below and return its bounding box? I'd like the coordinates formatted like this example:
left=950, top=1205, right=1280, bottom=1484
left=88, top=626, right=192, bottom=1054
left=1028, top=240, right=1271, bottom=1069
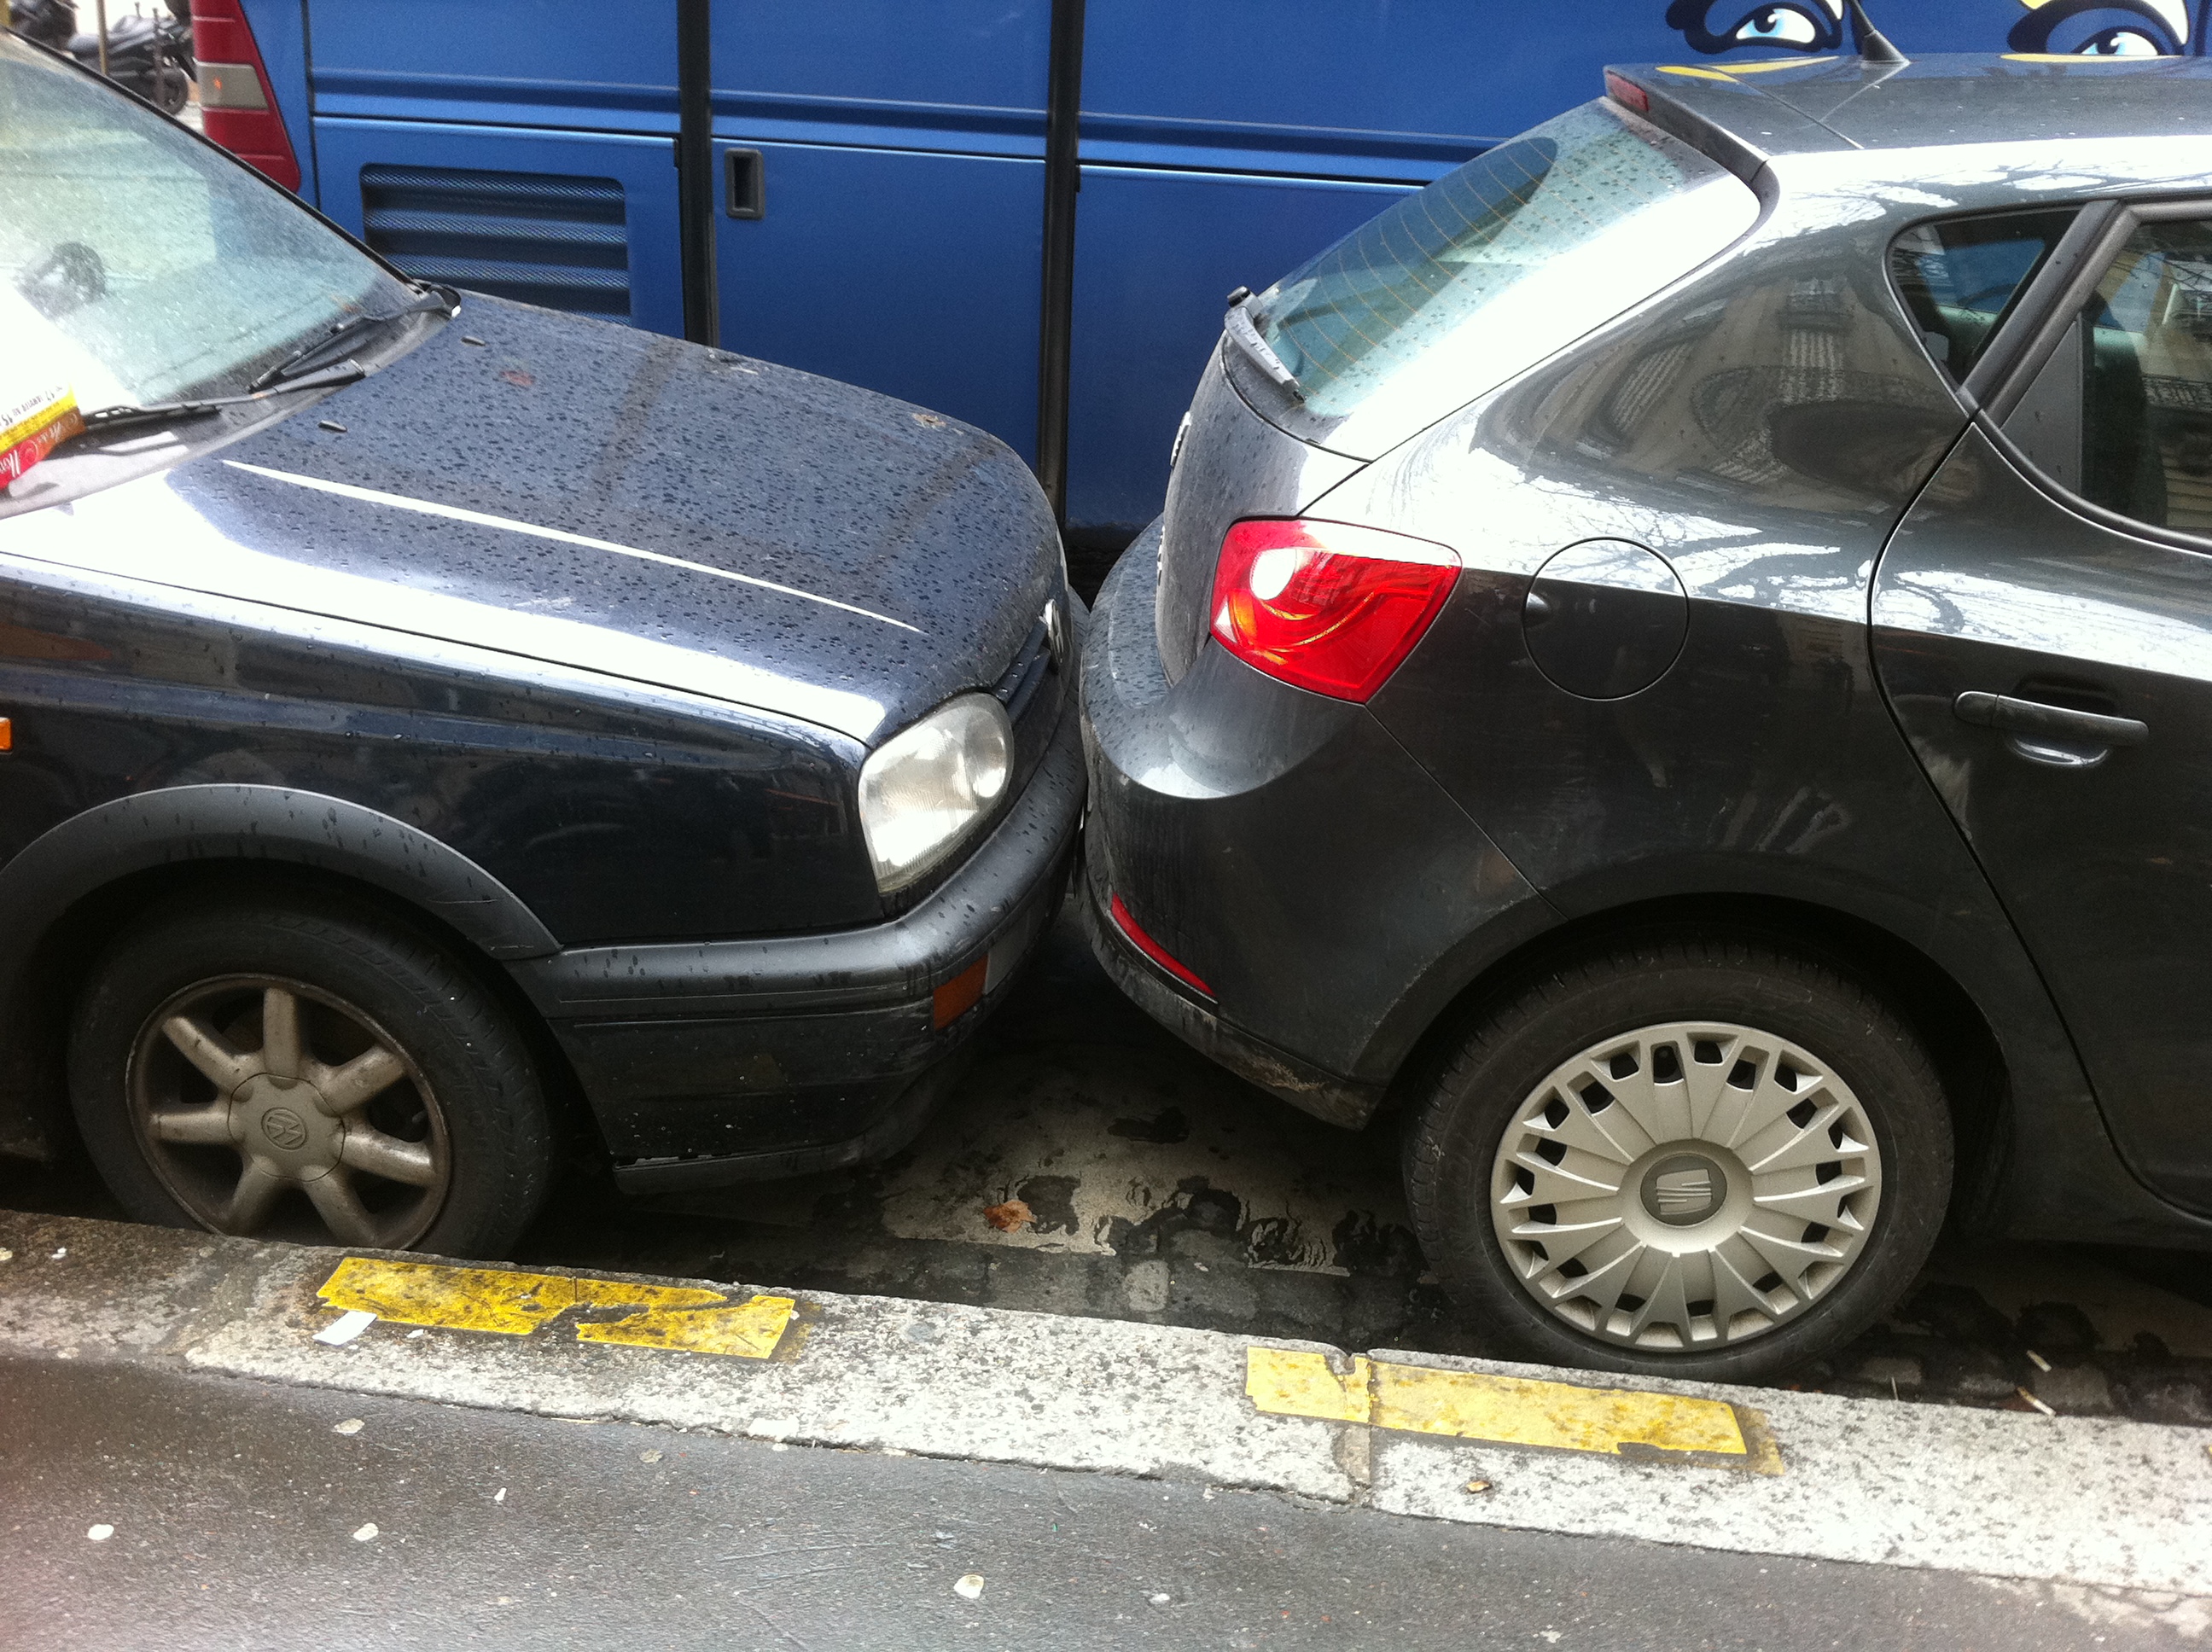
left=1488, top=1020, right=1882, bottom=1352
left=129, top=976, right=449, bottom=1248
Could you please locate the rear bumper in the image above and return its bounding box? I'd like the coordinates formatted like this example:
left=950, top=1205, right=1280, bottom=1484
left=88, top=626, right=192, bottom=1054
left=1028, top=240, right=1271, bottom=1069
left=1078, top=522, right=1551, bottom=1126
left=507, top=673, right=1086, bottom=1190
left=1078, top=850, right=1381, bottom=1128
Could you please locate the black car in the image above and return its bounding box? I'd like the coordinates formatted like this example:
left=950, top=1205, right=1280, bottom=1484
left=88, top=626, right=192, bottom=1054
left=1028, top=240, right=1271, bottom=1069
left=0, top=33, right=1081, bottom=1257
left=1082, top=49, right=2212, bottom=1378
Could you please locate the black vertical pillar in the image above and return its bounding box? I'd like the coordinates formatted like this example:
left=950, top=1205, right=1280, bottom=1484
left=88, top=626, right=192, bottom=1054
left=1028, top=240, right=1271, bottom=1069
left=1035, top=0, right=1086, bottom=526
left=677, top=0, right=719, bottom=347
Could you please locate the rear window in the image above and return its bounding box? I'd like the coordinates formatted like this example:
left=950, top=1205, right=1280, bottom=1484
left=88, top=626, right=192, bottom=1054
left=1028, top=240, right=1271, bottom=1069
left=1249, top=101, right=1760, bottom=448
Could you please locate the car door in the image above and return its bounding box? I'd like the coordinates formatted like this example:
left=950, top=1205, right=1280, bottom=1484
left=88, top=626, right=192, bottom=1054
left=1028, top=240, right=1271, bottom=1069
left=1873, top=201, right=2212, bottom=1213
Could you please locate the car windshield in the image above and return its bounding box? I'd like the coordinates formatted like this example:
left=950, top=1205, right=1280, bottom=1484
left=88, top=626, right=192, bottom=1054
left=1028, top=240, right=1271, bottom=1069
left=0, top=33, right=410, bottom=415
left=1252, top=100, right=1760, bottom=439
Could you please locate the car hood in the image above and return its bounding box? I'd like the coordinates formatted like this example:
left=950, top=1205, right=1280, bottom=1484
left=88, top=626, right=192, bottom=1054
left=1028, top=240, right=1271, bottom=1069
left=0, top=298, right=1062, bottom=744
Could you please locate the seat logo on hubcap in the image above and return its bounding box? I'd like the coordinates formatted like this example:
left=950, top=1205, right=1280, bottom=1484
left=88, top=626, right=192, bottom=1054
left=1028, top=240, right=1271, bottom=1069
left=1643, top=1154, right=1725, bottom=1226
left=260, top=1106, right=311, bottom=1151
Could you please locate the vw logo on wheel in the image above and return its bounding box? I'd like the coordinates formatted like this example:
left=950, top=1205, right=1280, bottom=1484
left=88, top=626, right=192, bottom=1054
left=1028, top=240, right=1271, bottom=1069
left=259, top=1106, right=311, bottom=1151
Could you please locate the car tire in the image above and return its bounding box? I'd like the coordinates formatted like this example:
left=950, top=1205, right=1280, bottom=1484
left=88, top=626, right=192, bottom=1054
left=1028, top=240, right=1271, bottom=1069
left=1402, top=933, right=1952, bottom=1382
left=154, top=65, right=190, bottom=115
left=70, top=892, right=553, bottom=1259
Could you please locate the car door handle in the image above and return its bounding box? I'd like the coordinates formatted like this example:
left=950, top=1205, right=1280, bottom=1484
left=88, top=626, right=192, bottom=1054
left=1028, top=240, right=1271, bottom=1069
left=1953, top=690, right=2148, bottom=749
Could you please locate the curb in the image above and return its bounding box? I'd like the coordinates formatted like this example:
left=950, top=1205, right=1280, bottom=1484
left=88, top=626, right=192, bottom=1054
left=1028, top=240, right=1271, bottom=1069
left=3, top=1209, right=2209, bottom=1597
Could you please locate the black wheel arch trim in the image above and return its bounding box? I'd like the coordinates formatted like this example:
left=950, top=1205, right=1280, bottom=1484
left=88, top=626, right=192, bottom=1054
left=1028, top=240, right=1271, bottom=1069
left=1359, top=857, right=2212, bottom=1249
left=0, top=784, right=560, bottom=1162
left=0, top=784, right=562, bottom=969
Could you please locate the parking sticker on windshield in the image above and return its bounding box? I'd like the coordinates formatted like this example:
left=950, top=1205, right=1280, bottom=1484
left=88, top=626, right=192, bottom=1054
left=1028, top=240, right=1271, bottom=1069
left=314, top=1256, right=797, bottom=1359
left=0, top=383, right=82, bottom=488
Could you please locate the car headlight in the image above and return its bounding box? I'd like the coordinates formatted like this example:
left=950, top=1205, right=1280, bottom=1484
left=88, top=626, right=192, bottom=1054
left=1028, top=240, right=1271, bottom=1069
left=857, top=691, right=1013, bottom=893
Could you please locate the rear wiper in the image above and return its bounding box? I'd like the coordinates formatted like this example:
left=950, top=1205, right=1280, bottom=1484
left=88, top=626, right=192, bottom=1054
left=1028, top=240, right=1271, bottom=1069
left=1224, top=286, right=1304, bottom=402
left=247, top=284, right=457, bottom=392
left=73, top=359, right=370, bottom=437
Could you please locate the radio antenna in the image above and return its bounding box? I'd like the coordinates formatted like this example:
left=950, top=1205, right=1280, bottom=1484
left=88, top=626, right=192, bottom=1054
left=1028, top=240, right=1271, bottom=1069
left=1844, top=0, right=1908, bottom=65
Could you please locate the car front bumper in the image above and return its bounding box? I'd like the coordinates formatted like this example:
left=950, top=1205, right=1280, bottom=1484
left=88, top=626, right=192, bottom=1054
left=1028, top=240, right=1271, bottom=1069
left=506, top=660, right=1086, bottom=1191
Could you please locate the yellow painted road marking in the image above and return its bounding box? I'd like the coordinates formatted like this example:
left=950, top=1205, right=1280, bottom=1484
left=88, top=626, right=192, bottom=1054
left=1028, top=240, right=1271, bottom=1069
left=1246, top=1348, right=1782, bottom=1473
left=317, top=1257, right=795, bottom=1358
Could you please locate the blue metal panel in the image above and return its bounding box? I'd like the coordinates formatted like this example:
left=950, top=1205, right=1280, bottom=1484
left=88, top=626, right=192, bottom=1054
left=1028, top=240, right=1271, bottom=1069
left=360, top=166, right=635, bottom=323
left=276, top=0, right=2072, bottom=537
left=1078, top=2, right=1683, bottom=174
left=302, top=0, right=679, bottom=134
left=701, top=8, right=1050, bottom=478
left=710, top=0, right=1045, bottom=111
left=313, top=119, right=685, bottom=338
left=1065, top=166, right=1408, bottom=532
left=238, top=0, right=317, bottom=204
left=706, top=1, right=1046, bottom=159
left=1079, top=0, right=2059, bottom=173
left=713, top=141, right=1043, bottom=461
left=1062, top=0, right=2034, bottom=532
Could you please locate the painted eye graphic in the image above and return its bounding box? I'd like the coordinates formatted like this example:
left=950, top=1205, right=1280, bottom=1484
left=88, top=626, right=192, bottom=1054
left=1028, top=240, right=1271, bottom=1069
left=2009, top=0, right=2192, bottom=55
left=1739, top=7, right=1823, bottom=42
left=1666, top=0, right=1844, bottom=55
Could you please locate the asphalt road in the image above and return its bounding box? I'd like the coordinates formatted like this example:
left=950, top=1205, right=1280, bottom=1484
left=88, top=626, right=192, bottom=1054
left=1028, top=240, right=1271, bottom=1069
left=3, top=1352, right=2200, bottom=1652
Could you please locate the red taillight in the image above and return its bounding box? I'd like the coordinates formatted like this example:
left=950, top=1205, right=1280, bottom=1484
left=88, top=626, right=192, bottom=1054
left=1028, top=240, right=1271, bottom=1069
left=190, top=0, right=302, bottom=191
left=1208, top=518, right=1459, bottom=702
left=1109, top=893, right=1213, bottom=999
left=1605, top=71, right=1650, bottom=113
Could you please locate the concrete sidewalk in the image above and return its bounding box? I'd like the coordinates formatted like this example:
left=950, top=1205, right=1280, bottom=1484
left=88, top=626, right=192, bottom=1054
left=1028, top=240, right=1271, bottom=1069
left=3, top=1206, right=2211, bottom=1627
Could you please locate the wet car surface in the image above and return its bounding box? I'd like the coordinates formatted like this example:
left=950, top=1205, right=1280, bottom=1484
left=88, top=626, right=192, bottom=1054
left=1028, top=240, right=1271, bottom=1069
left=1080, top=55, right=2212, bottom=1382
left=0, top=34, right=1080, bottom=1260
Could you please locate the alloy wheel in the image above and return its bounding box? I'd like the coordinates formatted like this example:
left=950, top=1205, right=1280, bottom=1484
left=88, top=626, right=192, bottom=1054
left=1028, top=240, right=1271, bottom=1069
left=127, top=974, right=450, bottom=1248
left=1488, top=1019, right=1882, bottom=1352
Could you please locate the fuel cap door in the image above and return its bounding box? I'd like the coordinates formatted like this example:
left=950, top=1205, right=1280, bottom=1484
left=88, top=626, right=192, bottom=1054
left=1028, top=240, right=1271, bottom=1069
left=1522, top=538, right=1688, bottom=701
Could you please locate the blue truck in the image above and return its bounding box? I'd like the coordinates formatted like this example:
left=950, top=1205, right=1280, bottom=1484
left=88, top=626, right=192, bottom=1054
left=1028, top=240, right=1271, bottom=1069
left=184, top=0, right=2185, bottom=565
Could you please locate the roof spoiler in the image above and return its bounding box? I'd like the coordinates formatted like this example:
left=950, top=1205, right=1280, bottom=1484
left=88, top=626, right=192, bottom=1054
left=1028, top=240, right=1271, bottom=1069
left=1603, top=71, right=1773, bottom=187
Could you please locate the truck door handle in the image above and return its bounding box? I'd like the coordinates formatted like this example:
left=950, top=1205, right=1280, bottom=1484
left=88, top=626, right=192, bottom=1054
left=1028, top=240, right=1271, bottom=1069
left=1953, top=689, right=2147, bottom=761
left=725, top=148, right=764, bottom=219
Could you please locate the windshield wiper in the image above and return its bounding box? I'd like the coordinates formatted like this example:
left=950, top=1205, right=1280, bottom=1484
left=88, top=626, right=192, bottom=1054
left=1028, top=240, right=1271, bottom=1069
left=1224, top=287, right=1304, bottom=402
left=247, top=284, right=457, bottom=392
left=73, top=359, right=370, bottom=437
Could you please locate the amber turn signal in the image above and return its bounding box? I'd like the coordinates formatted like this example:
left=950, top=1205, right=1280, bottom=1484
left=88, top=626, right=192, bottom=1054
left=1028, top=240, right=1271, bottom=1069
left=0, top=717, right=13, bottom=752
left=931, top=954, right=989, bottom=1029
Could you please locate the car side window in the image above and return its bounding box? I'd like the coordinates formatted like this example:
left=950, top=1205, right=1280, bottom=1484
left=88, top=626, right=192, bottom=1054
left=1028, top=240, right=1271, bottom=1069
left=2059, top=220, right=2212, bottom=537
left=1889, top=209, right=2076, bottom=381
left=2000, top=219, right=2212, bottom=535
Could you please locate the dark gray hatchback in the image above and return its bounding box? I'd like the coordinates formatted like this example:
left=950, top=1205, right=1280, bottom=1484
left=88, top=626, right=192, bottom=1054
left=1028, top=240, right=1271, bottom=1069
left=1083, top=51, right=2212, bottom=1378
left=0, top=36, right=1080, bottom=1257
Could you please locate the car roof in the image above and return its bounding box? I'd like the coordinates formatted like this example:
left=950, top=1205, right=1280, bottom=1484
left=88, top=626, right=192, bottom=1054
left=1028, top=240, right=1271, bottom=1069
left=1606, top=52, right=2212, bottom=160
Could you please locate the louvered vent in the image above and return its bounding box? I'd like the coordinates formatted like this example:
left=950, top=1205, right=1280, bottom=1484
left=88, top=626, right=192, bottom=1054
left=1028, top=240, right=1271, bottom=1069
left=358, top=165, right=632, bottom=323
